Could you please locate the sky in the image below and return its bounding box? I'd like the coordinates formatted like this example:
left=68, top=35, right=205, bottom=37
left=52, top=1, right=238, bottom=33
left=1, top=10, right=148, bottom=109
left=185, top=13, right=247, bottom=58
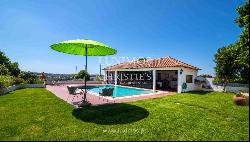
left=0, top=0, right=245, bottom=75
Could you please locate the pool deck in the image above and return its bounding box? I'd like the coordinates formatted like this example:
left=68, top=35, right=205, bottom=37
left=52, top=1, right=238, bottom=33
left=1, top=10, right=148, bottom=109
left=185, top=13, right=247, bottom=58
left=46, top=84, right=176, bottom=107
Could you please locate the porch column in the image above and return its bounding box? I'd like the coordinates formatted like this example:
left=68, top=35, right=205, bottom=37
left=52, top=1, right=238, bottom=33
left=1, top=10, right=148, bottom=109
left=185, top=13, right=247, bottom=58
left=114, top=70, right=118, bottom=85
left=153, top=70, right=156, bottom=92
left=177, top=69, right=182, bottom=93
left=104, top=71, right=107, bottom=82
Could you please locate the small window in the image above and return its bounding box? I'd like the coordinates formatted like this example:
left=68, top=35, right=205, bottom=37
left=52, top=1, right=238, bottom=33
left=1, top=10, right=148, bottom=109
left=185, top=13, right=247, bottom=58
left=186, top=75, right=193, bottom=83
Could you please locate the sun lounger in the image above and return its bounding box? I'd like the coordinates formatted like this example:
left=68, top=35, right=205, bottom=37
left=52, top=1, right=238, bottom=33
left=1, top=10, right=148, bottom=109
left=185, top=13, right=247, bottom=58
left=67, top=86, right=83, bottom=101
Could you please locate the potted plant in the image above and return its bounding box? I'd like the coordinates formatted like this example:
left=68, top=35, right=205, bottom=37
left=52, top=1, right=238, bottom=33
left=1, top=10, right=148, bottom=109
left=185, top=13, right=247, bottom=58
left=233, top=92, right=249, bottom=106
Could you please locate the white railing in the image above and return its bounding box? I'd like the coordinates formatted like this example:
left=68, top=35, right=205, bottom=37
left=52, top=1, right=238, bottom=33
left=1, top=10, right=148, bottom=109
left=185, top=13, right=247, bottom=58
left=0, top=84, right=45, bottom=95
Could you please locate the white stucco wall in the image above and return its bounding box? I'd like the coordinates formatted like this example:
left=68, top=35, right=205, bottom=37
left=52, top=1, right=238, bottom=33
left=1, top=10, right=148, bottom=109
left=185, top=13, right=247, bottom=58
left=200, top=78, right=249, bottom=93
left=106, top=67, right=199, bottom=93
left=177, top=68, right=198, bottom=93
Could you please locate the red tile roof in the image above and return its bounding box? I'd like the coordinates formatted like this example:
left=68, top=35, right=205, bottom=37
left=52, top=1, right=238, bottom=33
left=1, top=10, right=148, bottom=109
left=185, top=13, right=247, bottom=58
left=104, top=56, right=200, bottom=70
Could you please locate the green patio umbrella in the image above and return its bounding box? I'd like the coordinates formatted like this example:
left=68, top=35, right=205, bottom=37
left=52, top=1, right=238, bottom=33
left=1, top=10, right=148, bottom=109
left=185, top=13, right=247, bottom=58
left=50, top=39, right=117, bottom=106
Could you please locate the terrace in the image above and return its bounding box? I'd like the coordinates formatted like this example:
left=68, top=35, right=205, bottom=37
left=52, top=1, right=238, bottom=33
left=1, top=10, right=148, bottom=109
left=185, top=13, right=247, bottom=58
left=46, top=84, right=175, bottom=107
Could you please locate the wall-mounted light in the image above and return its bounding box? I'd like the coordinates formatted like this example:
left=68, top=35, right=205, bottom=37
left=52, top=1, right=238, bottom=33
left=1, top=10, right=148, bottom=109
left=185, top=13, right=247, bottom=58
left=180, top=68, right=183, bottom=75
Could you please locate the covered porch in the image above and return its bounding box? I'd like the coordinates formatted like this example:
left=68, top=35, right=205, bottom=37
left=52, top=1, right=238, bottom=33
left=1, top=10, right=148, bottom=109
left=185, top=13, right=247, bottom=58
left=104, top=68, right=182, bottom=93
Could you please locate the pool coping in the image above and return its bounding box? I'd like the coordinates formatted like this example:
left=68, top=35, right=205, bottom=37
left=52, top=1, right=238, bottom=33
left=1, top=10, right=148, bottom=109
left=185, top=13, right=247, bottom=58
left=47, top=84, right=174, bottom=107
left=80, top=84, right=167, bottom=101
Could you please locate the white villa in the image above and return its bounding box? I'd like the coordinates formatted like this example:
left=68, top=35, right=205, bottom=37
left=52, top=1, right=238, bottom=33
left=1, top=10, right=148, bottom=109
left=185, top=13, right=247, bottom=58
left=104, top=56, right=201, bottom=93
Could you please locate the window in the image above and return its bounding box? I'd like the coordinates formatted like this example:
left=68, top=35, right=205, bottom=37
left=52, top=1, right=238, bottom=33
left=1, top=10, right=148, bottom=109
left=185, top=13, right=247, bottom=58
left=186, top=75, right=193, bottom=83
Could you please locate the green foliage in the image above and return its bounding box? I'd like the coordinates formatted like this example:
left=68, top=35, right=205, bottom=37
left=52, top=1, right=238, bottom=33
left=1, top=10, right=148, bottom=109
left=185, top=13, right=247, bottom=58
left=212, top=76, right=223, bottom=84
left=13, top=77, right=25, bottom=85
left=0, top=76, right=27, bottom=89
left=0, top=76, right=14, bottom=89
left=96, top=75, right=103, bottom=81
left=0, top=64, right=10, bottom=76
left=214, top=2, right=249, bottom=86
left=235, top=2, right=249, bottom=83
left=0, top=51, right=10, bottom=65
left=74, top=70, right=90, bottom=80
left=138, top=58, right=148, bottom=61
left=18, top=71, right=40, bottom=84
left=236, top=1, right=249, bottom=28
left=0, top=74, right=42, bottom=89
left=236, top=93, right=244, bottom=97
left=0, top=50, right=21, bottom=77
left=8, top=62, right=21, bottom=77
left=214, top=45, right=238, bottom=83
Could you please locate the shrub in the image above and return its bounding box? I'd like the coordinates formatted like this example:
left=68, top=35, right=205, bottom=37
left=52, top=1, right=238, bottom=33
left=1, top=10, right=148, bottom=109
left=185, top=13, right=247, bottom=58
left=13, top=77, right=25, bottom=85
left=19, top=71, right=43, bottom=84
left=29, top=79, right=44, bottom=84
left=213, top=76, right=249, bottom=84
left=0, top=64, right=10, bottom=76
left=74, top=70, right=90, bottom=80
left=0, top=75, right=14, bottom=89
left=0, top=50, right=21, bottom=77
left=236, top=93, right=244, bottom=97
left=0, top=75, right=43, bottom=89
left=96, top=75, right=104, bottom=81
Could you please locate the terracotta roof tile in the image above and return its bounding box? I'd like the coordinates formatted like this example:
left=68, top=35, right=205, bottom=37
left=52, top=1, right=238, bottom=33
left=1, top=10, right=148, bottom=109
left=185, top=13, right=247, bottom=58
left=104, top=56, right=201, bottom=70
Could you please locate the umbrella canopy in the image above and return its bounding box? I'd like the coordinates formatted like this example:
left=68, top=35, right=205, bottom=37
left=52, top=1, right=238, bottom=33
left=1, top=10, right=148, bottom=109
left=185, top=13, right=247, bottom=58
left=50, top=39, right=117, bottom=106
left=50, top=39, right=117, bottom=56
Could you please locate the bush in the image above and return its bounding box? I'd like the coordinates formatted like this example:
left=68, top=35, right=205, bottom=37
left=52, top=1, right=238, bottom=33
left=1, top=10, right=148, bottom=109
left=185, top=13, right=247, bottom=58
left=0, top=75, right=43, bottom=89
left=213, top=76, right=249, bottom=84
left=96, top=75, right=104, bottom=81
left=29, top=79, right=44, bottom=84
left=13, top=77, right=25, bottom=85
left=74, top=70, right=90, bottom=80
left=19, top=71, right=43, bottom=84
left=0, top=64, right=10, bottom=76
left=0, top=75, right=14, bottom=89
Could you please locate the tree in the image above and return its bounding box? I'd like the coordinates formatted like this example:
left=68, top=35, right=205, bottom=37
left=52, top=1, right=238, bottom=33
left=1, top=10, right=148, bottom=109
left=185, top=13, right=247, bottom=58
left=214, top=45, right=238, bottom=91
left=0, top=51, right=10, bottom=65
left=96, top=75, right=104, bottom=81
left=214, top=2, right=249, bottom=90
left=8, top=62, right=21, bottom=77
left=0, top=64, right=10, bottom=75
left=18, top=71, right=38, bottom=84
left=236, top=1, right=249, bottom=42
left=235, top=2, right=249, bottom=83
left=0, top=50, right=21, bottom=77
left=74, top=70, right=90, bottom=80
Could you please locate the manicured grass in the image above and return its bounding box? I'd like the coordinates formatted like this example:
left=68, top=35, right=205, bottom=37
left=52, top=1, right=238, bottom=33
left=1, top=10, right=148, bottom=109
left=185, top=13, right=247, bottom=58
left=0, top=89, right=248, bottom=141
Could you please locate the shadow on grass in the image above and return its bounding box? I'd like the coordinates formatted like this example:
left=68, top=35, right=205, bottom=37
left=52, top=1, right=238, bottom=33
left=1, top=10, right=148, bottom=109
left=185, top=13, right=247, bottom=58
left=72, top=103, right=149, bottom=125
left=184, top=91, right=213, bottom=95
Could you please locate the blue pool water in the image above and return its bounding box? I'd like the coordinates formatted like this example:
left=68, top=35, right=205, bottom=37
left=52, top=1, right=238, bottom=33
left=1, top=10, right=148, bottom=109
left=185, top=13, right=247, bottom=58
left=87, top=85, right=153, bottom=97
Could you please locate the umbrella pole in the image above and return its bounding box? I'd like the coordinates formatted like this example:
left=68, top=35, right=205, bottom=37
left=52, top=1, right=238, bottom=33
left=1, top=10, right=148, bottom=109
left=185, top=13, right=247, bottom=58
left=84, top=44, right=87, bottom=102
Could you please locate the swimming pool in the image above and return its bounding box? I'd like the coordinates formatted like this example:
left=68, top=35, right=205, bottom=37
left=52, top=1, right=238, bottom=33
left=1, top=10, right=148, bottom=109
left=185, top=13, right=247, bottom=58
left=86, top=85, right=154, bottom=97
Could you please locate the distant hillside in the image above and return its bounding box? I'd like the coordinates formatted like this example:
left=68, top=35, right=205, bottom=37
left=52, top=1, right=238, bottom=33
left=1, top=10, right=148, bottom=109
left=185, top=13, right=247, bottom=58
left=31, top=72, right=103, bottom=81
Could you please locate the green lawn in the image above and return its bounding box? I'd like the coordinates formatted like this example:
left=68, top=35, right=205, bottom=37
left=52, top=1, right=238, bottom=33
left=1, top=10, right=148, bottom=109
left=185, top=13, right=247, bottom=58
left=0, top=88, right=248, bottom=141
